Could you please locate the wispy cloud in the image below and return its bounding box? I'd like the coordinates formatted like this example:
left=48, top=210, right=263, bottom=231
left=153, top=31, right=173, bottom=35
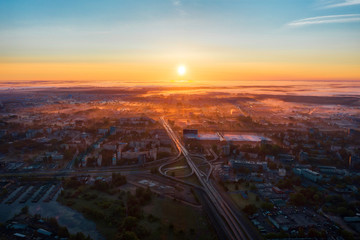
left=172, top=0, right=182, bottom=7
left=171, top=0, right=186, bottom=15
left=323, top=0, right=360, bottom=8
left=287, top=14, right=360, bottom=27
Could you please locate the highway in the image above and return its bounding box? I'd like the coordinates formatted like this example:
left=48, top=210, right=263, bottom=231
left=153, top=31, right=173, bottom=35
left=160, top=117, right=255, bottom=240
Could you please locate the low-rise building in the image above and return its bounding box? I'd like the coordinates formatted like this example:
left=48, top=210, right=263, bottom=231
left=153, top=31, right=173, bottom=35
left=97, top=154, right=102, bottom=166
left=318, top=166, right=337, bottom=174
left=229, top=159, right=268, bottom=171
left=293, top=168, right=322, bottom=182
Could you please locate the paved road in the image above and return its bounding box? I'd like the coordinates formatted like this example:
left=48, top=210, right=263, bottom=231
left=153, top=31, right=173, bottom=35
left=160, top=117, right=255, bottom=240
left=0, top=153, right=180, bottom=178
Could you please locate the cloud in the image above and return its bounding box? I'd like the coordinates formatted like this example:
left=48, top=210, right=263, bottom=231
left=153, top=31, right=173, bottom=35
left=287, top=14, right=360, bottom=27
left=171, top=0, right=186, bottom=15
left=172, top=0, right=182, bottom=7
left=324, top=0, right=360, bottom=8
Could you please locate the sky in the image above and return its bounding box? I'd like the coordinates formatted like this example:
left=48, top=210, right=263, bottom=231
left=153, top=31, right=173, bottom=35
left=0, top=0, right=360, bottom=86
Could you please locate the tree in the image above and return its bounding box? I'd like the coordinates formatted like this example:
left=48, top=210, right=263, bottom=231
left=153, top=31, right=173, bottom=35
left=261, top=202, right=274, bottom=211
left=70, top=232, right=88, bottom=240
left=289, top=192, right=306, bottom=206
left=341, top=230, right=354, bottom=240
left=58, top=226, right=70, bottom=238
left=268, top=162, right=277, bottom=170
left=150, top=167, right=157, bottom=174
left=117, top=231, right=139, bottom=240
left=112, top=173, right=127, bottom=186
left=168, top=223, right=174, bottom=231
left=120, top=216, right=138, bottom=232
left=21, top=205, right=29, bottom=214
left=243, top=204, right=258, bottom=215
left=308, top=228, right=321, bottom=238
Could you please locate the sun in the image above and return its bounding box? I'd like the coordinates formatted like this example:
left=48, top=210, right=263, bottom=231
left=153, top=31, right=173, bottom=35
left=177, top=65, right=186, bottom=76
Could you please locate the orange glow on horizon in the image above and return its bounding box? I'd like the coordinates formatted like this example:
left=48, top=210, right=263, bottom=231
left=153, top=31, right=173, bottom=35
left=0, top=61, right=359, bottom=87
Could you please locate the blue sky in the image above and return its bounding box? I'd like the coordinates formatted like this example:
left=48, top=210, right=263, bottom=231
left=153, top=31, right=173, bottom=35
left=0, top=0, right=359, bottom=83
left=1, top=0, right=359, bottom=57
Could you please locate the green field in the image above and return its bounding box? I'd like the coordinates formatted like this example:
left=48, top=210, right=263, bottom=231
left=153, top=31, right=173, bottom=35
left=164, top=157, right=188, bottom=169
left=191, top=156, right=207, bottom=165
left=166, top=168, right=193, bottom=177
left=143, top=196, right=217, bottom=240
left=57, top=186, right=120, bottom=239
left=58, top=180, right=216, bottom=240
left=183, top=174, right=202, bottom=186
left=197, top=164, right=210, bottom=175
left=225, top=183, right=264, bottom=209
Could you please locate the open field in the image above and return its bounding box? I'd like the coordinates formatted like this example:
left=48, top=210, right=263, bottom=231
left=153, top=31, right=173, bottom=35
left=143, top=196, right=217, bottom=240
left=164, top=157, right=188, bottom=169
left=57, top=181, right=215, bottom=240
left=166, top=168, right=192, bottom=177
left=225, top=183, right=264, bottom=209
left=183, top=174, right=202, bottom=186
left=57, top=187, right=120, bottom=239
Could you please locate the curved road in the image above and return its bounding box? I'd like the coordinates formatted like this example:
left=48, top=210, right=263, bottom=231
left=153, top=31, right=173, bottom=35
left=160, top=117, right=256, bottom=240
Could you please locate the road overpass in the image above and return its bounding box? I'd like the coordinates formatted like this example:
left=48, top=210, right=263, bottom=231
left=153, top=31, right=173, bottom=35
left=160, top=117, right=256, bottom=240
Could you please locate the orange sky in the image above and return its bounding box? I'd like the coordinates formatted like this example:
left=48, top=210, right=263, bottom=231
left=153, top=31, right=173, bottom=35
left=1, top=61, right=359, bottom=87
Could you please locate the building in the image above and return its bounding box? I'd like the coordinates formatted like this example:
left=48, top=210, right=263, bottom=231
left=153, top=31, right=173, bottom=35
left=272, top=186, right=284, bottom=194
left=112, top=154, right=116, bottom=166
left=293, top=168, right=322, bottom=182
left=222, top=144, right=231, bottom=156
left=97, top=155, right=102, bottom=166
left=268, top=215, right=291, bottom=231
left=278, top=154, right=295, bottom=163
left=81, top=157, right=87, bottom=167
left=45, top=151, right=63, bottom=160
left=109, top=126, right=116, bottom=135
left=349, top=155, right=360, bottom=169
left=0, top=130, right=7, bottom=138
left=184, top=131, right=270, bottom=147
left=318, top=166, right=337, bottom=174
left=98, top=128, right=108, bottom=135
left=229, top=159, right=268, bottom=171
left=265, top=155, right=275, bottom=162
left=149, top=148, right=157, bottom=160
left=348, top=128, right=360, bottom=137
left=158, top=146, right=171, bottom=154
left=152, top=129, right=172, bottom=145
left=37, top=228, right=52, bottom=237
left=299, top=151, right=309, bottom=162
left=183, top=129, right=198, bottom=136
left=278, top=168, right=286, bottom=177
left=138, top=153, right=146, bottom=165
left=26, top=129, right=38, bottom=139
left=103, top=144, right=117, bottom=151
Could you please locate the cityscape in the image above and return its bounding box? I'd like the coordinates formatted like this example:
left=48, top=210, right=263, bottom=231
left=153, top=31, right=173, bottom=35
left=1, top=1, right=360, bottom=240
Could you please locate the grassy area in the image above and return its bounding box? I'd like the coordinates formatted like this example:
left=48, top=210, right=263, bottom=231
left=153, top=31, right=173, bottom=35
left=164, top=157, right=188, bottom=168
left=191, top=156, right=206, bottom=165
left=225, top=182, right=264, bottom=209
left=183, top=174, right=201, bottom=186
left=58, top=179, right=216, bottom=240
left=167, top=168, right=192, bottom=177
left=142, top=196, right=217, bottom=240
left=57, top=186, right=120, bottom=239
left=198, top=165, right=210, bottom=174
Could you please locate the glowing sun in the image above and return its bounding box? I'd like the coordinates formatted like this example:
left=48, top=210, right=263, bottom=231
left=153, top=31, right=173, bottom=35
left=177, top=65, right=186, bottom=76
